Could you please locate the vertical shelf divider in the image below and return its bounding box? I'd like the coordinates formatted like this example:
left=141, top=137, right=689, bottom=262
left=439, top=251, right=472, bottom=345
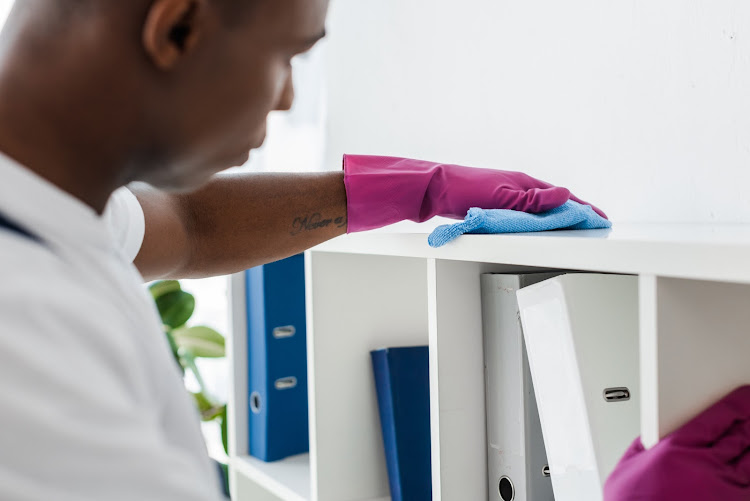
left=228, top=272, right=249, bottom=456
left=228, top=272, right=250, bottom=500
left=639, top=274, right=659, bottom=449
left=426, top=258, right=442, bottom=501
left=304, top=251, right=318, bottom=501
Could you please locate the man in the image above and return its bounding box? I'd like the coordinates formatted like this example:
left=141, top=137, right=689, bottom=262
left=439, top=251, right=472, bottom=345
left=0, top=0, right=605, bottom=499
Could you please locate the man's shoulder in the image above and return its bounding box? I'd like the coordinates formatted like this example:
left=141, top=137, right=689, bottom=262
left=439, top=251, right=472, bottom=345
left=0, top=229, right=60, bottom=270
left=0, top=230, right=61, bottom=275
left=0, top=232, right=142, bottom=364
left=0, top=233, right=102, bottom=311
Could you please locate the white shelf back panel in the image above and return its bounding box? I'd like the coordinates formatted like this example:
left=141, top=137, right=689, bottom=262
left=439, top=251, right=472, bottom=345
left=307, top=252, right=429, bottom=501
left=640, top=277, right=750, bottom=447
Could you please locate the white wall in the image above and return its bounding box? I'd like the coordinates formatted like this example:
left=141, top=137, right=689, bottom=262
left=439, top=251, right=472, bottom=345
left=0, top=1, right=11, bottom=24
left=323, top=0, right=750, bottom=223
left=244, top=45, right=328, bottom=174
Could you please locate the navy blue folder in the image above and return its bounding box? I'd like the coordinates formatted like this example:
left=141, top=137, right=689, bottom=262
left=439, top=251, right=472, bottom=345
left=246, top=254, right=309, bottom=462
left=371, top=346, right=432, bottom=501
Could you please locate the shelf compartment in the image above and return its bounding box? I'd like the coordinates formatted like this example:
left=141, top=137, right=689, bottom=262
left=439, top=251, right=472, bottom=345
left=306, top=252, right=430, bottom=500
left=640, top=276, right=750, bottom=448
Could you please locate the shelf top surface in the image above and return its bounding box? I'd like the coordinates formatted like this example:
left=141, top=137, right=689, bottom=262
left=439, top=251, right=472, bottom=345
left=311, top=221, right=750, bottom=283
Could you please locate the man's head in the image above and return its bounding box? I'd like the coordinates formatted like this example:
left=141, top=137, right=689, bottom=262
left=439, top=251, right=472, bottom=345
left=0, top=0, right=329, bottom=193
left=135, top=0, right=330, bottom=190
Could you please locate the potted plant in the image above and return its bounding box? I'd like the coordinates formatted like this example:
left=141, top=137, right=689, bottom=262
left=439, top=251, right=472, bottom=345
left=149, top=280, right=229, bottom=494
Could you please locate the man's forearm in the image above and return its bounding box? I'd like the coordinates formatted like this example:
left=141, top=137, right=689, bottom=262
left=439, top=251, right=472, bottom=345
left=132, top=172, right=348, bottom=281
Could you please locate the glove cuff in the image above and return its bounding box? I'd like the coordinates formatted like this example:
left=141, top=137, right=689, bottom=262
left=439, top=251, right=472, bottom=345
left=343, top=154, right=436, bottom=233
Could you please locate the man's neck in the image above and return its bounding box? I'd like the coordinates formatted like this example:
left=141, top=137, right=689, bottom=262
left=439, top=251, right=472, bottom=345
left=0, top=116, right=127, bottom=214
left=0, top=64, right=137, bottom=214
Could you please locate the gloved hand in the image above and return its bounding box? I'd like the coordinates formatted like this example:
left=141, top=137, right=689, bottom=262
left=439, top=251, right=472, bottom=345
left=604, top=385, right=750, bottom=501
left=343, top=155, right=607, bottom=233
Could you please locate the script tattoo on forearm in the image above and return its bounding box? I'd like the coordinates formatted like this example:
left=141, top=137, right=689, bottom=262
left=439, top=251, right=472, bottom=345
left=290, top=213, right=347, bottom=236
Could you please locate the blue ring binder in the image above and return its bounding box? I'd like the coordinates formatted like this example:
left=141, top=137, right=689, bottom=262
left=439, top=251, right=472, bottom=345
left=246, top=254, right=309, bottom=462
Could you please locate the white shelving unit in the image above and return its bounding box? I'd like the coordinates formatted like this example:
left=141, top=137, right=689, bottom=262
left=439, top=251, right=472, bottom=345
left=227, top=222, right=750, bottom=500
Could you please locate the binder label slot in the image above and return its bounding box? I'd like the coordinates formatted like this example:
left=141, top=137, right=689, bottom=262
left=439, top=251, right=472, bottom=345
left=275, top=377, right=298, bottom=390
left=273, top=326, right=296, bottom=339
left=603, top=387, right=631, bottom=402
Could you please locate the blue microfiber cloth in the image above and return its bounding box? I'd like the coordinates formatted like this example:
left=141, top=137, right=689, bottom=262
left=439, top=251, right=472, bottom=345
left=428, top=200, right=612, bottom=248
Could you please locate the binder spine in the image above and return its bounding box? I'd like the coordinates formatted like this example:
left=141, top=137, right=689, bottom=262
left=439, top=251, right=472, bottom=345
left=481, top=273, right=558, bottom=501
left=371, top=350, right=402, bottom=501
left=371, top=346, right=432, bottom=501
left=246, top=255, right=309, bottom=462
left=247, top=265, right=269, bottom=459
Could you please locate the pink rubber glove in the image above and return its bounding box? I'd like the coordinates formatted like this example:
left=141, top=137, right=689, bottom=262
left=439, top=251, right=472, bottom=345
left=604, top=385, right=750, bottom=501
left=343, top=155, right=607, bottom=233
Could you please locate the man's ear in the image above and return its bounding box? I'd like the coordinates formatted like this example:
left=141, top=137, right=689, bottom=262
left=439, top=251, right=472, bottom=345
left=142, top=0, right=207, bottom=70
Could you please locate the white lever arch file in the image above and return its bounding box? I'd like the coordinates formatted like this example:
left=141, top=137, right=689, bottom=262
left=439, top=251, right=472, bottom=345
left=481, top=273, right=562, bottom=501
left=516, top=274, right=639, bottom=501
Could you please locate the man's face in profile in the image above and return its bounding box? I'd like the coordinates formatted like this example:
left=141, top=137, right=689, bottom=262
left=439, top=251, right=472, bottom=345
left=137, top=0, right=329, bottom=192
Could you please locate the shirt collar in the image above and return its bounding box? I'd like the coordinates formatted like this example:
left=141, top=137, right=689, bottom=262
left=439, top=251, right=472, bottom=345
left=0, top=151, right=115, bottom=253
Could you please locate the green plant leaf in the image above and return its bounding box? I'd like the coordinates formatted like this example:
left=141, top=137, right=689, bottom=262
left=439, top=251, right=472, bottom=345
left=202, top=405, right=225, bottom=421
left=155, top=290, right=195, bottom=329
left=192, top=391, right=214, bottom=413
left=220, top=405, right=228, bottom=456
left=172, top=326, right=225, bottom=358
left=149, top=280, right=181, bottom=301
left=192, top=392, right=224, bottom=421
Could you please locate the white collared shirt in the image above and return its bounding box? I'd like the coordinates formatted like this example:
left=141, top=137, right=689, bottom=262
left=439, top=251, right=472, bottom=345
left=0, top=153, right=224, bottom=500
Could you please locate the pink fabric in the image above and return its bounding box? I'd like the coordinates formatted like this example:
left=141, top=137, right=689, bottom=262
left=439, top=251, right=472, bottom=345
left=343, top=155, right=607, bottom=233
left=605, top=385, right=750, bottom=501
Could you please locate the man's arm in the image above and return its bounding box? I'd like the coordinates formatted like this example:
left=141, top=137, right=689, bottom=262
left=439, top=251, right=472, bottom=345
left=131, top=172, right=347, bottom=281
